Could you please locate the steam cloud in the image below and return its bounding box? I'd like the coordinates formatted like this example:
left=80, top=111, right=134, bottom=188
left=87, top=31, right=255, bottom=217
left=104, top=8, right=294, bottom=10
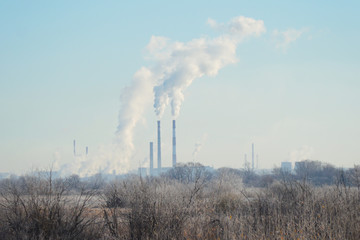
left=289, top=145, right=314, bottom=163
left=192, top=134, right=208, bottom=162
left=59, top=16, right=266, bottom=177
left=151, top=16, right=266, bottom=118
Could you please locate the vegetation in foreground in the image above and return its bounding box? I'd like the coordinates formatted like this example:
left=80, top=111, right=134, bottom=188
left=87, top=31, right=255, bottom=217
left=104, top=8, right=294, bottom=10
left=0, top=161, right=359, bottom=239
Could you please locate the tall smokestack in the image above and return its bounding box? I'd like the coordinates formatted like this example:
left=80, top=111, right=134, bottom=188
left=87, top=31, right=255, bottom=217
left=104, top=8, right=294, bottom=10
left=252, top=143, right=254, bottom=170
left=150, top=142, right=154, bottom=175
left=86, top=146, right=88, bottom=156
left=73, top=140, right=76, bottom=157
left=157, top=120, right=161, bottom=170
left=172, top=120, right=176, bottom=167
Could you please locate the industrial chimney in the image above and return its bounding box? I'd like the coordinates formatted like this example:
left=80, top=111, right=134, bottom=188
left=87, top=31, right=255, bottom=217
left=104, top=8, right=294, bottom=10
left=252, top=143, right=254, bottom=170
left=86, top=146, right=88, bottom=156
left=172, top=120, right=176, bottom=167
left=157, top=120, right=161, bottom=171
left=73, top=140, right=76, bottom=157
left=150, top=142, right=154, bottom=175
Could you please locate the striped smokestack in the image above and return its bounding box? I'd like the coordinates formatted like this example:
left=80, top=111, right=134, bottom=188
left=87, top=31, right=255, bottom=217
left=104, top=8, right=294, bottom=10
left=150, top=142, right=154, bottom=175
left=172, top=120, right=176, bottom=167
left=157, top=120, right=161, bottom=170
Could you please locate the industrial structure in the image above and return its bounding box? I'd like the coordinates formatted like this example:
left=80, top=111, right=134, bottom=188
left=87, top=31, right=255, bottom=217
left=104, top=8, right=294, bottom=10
left=149, top=142, right=154, bottom=175
left=157, top=120, right=162, bottom=171
left=172, top=120, right=177, bottom=168
left=252, top=143, right=255, bottom=170
left=73, top=140, right=76, bottom=157
left=281, top=161, right=292, bottom=172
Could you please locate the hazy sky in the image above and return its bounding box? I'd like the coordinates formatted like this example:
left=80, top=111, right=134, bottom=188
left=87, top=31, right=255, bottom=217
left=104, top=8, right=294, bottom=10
left=1, top=1, right=359, bottom=175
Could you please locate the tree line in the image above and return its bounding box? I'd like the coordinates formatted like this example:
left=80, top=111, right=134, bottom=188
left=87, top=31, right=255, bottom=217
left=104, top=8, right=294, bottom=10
left=0, top=161, right=359, bottom=239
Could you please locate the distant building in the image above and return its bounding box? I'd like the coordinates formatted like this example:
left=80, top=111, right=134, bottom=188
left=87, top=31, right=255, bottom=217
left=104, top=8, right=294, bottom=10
left=0, top=172, right=11, bottom=179
left=281, top=162, right=292, bottom=172
left=294, top=161, right=306, bottom=172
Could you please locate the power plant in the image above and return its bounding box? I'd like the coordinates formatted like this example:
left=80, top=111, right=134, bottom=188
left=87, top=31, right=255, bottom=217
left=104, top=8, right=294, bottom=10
left=139, top=120, right=260, bottom=176
left=145, top=120, right=178, bottom=176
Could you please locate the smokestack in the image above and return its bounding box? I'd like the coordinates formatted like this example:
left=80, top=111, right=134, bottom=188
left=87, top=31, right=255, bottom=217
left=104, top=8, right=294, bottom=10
left=252, top=143, right=254, bottom=170
left=86, top=146, right=88, bottom=156
left=150, top=142, right=154, bottom=175
left=172, top=120, right=176, bottom=167
left=157, top=120, right=161, bottom=170
left=73, top=140, right=76, bottom=156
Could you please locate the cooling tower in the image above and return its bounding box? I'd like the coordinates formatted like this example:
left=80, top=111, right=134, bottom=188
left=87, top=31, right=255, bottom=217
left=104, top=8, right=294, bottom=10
left=172, top=120, right=176, bottom=167
left=157, top=120, right=161, bottom=170
left=150, top=142, right=154, bottom=175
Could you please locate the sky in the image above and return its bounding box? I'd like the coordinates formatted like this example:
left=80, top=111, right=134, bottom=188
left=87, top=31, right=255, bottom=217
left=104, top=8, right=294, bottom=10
left=0, top=1, right=359, bottom=175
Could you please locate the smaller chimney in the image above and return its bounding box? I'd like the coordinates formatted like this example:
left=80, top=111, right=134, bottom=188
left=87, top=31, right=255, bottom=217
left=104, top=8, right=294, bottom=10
left=252, top=143, right=254, bottom=170
left=172, top=120, right=176, bottom=168
left=157, top=120, right=161, bottom=170
left=73, top=140, right=76, bottom=157
left=150, top=142, right=154, bottom=176
left=86, top=146, right=88, bottom=156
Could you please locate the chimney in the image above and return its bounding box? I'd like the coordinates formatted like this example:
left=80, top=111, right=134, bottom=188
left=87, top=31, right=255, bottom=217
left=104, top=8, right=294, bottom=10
left=150, top=142, right=154, bottom=175
left=73, top=140, right=76, bottom=157
left=86, top=146, right=88, bottom=156
left=157, top=120, right=161, bottom=170
left=252, top=143, right=254, bottom=170
left=172, top=120, right=176, bottom=167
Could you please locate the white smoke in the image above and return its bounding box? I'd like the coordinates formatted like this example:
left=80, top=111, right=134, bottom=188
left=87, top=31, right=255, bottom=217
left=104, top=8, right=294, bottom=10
left=273, top=28, right=307, bottom=51
left=289, top=145, right=314, bottom=163
left=192, top=134, right=208, bottom=162
left=150, top=16, right=266, bottom=118
left=58, top=16, right=266, bottom=177
left=59, top=68, right=155, bottom=177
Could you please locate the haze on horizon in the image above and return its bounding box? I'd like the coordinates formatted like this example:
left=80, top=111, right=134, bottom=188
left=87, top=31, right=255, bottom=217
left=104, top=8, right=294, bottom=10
left=0, top=1, right=359, bottom=176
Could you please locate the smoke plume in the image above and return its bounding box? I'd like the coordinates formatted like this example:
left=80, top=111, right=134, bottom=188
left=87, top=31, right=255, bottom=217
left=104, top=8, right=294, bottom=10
left=192, top=134, right=208, bottom=162
left=289, top=145, right=314, bottom=163
left=60, top=16, right=265, bottom=177
left=150, top=16, right=265, bottom=118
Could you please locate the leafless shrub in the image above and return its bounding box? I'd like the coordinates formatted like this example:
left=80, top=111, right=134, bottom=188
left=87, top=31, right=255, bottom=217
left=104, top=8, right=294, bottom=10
left=100, top=166, right=360, bottom=240
left=0, top=171, right=102, bottom=240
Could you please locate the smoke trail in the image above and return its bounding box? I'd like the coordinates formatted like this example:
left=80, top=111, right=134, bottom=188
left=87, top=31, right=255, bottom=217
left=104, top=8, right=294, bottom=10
left=289, top=145, right=314, bottom=162
left=150, top=16, right=266, bottom=118
left=59, top=68, right=155, bottom=177
left=59, top=16, right=265, bottom=177
left=192, top=134, right=208, bottom=162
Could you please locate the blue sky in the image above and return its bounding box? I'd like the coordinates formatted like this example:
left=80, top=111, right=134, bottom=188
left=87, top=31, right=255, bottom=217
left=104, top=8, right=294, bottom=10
left=1, top=1, right=359, bottom=175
